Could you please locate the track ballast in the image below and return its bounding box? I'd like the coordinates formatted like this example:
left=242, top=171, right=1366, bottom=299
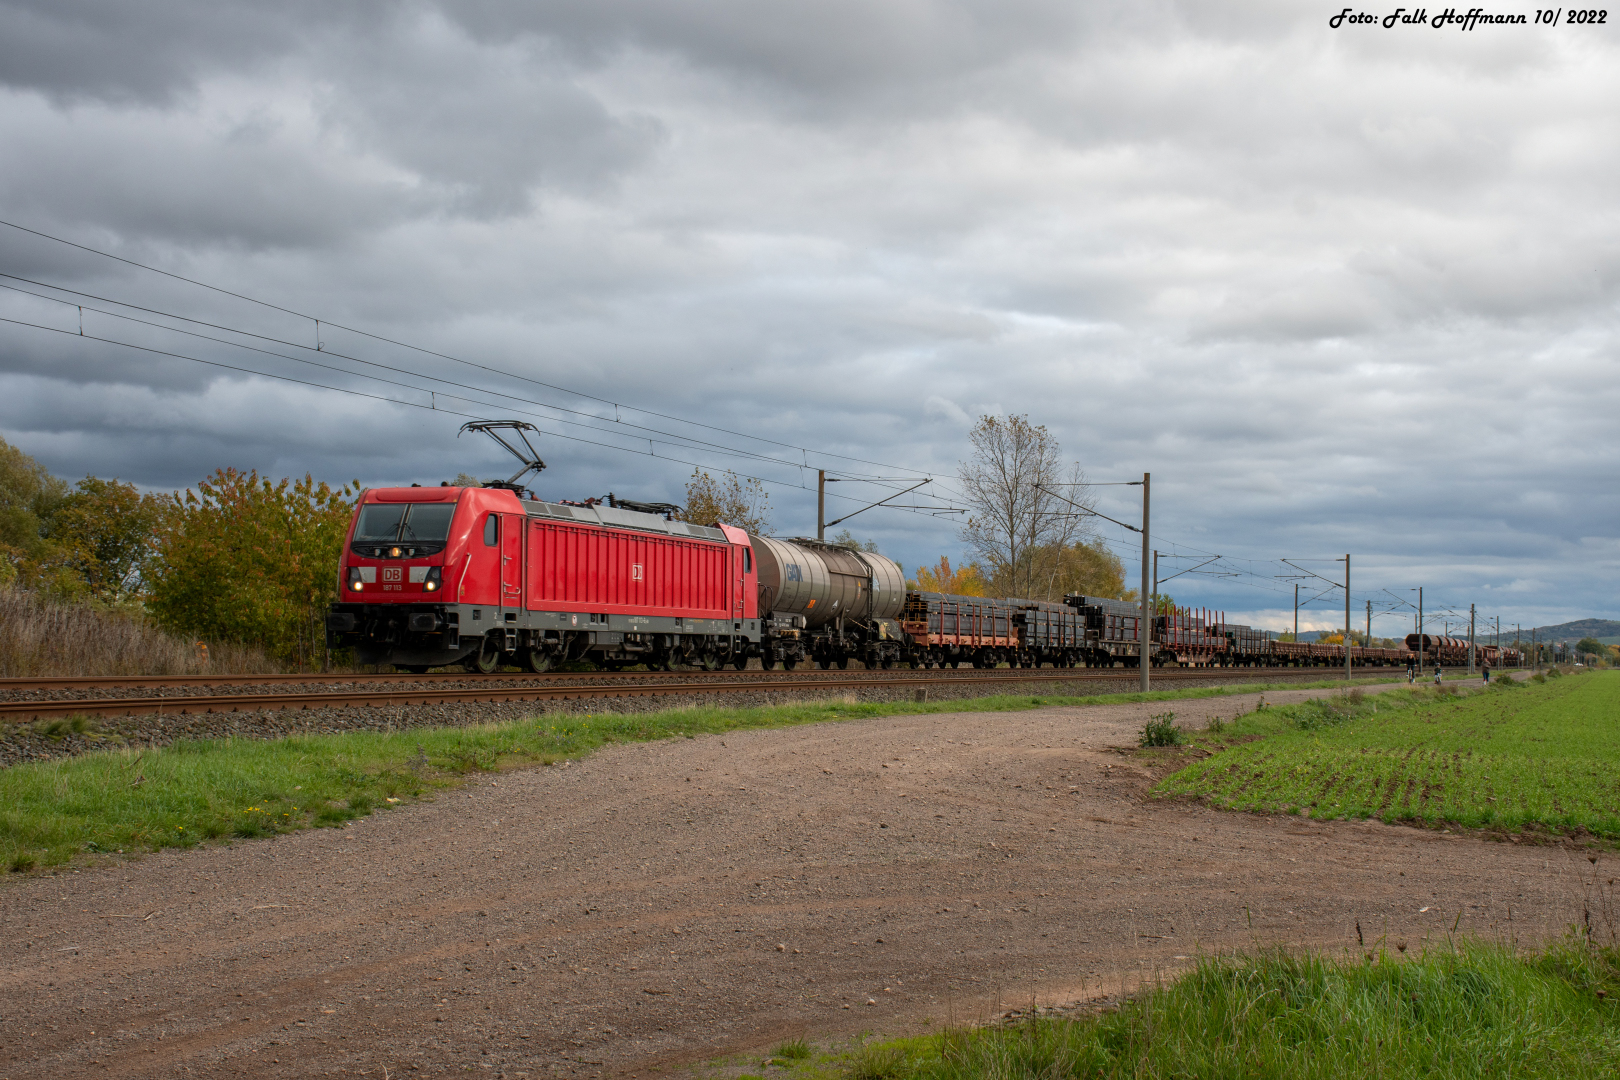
left=0, top=666, right=1419, bottom=721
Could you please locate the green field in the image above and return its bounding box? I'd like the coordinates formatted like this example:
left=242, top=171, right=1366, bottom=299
left=1155, top=670, right=1620, bottom=837
left=1, top=676, right=1393, bottom=873
left=835, top=938, right=1620, bottom=1080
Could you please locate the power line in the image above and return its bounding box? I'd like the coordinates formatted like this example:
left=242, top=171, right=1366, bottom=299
left=0, top=275, right=940, bottom=486
left=0, top=312, right=974, bottom=527
left=0, top=217, right=959, bottom=484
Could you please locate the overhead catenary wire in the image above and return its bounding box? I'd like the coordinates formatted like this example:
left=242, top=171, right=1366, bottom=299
left=0, top=267, right=978, bottom=523
left=0, top=228, right=1202, bottom=546
left=0, top=218, right=957, bottom=486
left=0, top=276, right=932, bottom=486
left=0, top=312, right=972, bottom=526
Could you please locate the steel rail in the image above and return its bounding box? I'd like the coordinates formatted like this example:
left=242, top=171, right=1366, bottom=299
left=0, top=665, right=1415, bottom=694
left=0, top=667, right=1393, bottom=722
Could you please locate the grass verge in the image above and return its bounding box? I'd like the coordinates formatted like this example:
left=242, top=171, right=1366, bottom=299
left=838, top=936, right=1620, bottom=1080
left=1154, top=669, right=1620, bottom=838
left=2, top=675, right=1392, bottom=873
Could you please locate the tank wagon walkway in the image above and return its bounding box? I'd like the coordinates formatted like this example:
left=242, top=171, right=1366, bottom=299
left=1, top=683, right=1588, bottom=1079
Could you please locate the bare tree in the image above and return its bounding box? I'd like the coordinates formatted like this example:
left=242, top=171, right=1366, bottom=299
left=682, top=469, right=773, bottom=534
left=957, top=414, right=1095, bottom=598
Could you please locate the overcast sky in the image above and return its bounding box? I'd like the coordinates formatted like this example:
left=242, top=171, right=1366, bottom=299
left=0, top=1, right=1615, bottom=635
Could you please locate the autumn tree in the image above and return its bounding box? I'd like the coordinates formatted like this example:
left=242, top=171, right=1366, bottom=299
left=0, top=436, right=70, bottom=586
left=911, top=556, right=988, bottom=596
left=1012, top=538, right=1128, bottom=602
left=36, top=477, right=165, bottom=602
left=1574, top=637, right=1616, bottom=665
left=145, top=469, right=359, bottom=669
left=682, top=469, right=772, bottom=534
left=958, top=415, right=1093, bottom=598
left=0, top=439, right=164, bottom=602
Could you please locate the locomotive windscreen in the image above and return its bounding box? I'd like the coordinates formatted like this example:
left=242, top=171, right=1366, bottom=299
left=355, top=503, right=458, bottom=544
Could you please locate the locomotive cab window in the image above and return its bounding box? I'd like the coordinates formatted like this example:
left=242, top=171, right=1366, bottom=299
left=352, top=502, right=458, bottom=555
left=744, top=549, right=752, bottom=573
left=484, top=514, right=499, bottom=547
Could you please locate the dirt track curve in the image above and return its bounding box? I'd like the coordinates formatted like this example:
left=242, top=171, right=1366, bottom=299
left=1, top=682, right=1599, bottom=1079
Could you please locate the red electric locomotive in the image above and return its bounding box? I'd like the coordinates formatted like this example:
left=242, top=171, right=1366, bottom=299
left=325, top=483, right=763, bottom=672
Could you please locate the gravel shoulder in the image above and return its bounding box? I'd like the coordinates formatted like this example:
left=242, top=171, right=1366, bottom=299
left=1, top=679, right=1594, bottom=1080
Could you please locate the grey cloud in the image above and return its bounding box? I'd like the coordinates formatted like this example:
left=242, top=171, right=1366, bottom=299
left=0, top=0, right=338, bottom=104
left=0, top=3, right=665, bottom=243
left=448, top=0, right=1093, bottom=106
left=309, top=13, right=664, bottom=216
left=0, top=90, right=422, bottom=252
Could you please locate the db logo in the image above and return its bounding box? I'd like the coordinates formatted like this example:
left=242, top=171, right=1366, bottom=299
left=631, top=563, right=644, bottom=581
left=382, top=567, right=403, bottom=583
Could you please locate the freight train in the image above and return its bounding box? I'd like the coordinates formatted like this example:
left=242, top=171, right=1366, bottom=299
left=1403, top=634, right=1519, bottom=668
left=324, top=481, right=1522, bottom=672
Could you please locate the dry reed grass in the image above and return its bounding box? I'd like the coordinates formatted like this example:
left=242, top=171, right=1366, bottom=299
left=0, top=588, right=281, bottom=677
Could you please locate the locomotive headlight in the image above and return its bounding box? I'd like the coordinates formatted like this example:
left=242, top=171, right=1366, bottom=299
left=423, top=567, right=443, bottom=592
left=388, top=546, right=403, bottom=559
left=348, top=567, right=364, bottom=591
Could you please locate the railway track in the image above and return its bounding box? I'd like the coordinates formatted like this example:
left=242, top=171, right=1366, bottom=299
left=0, top=664, right=1417, bottom=693
left=0, top=666, right=1402, bottom=721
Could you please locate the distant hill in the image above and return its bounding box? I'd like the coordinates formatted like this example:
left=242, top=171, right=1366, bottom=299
left=1282, top=622, right=1620, bottom=646
left=1530, top=619, right=1620, bottom=642
left=1240, top=622, right=1617, bottom=644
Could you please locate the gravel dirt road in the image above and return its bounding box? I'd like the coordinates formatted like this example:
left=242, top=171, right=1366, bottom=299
left=2, top=684, right=1598, bottom=1079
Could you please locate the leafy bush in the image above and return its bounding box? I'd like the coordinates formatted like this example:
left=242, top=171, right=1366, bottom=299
left=3, top=435, right=357, bottom=670
left=1, top=438, right=164, bottom=603
left=145, top=468, right=358, bottom=669
left=1140, top=712, right=1184, bottom=747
